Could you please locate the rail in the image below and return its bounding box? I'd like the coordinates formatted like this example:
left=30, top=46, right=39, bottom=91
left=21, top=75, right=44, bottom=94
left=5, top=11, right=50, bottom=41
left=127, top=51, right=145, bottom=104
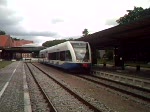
left=26, top=63, right=58, bottom=112
left=32, top=63, right=102, bottom=112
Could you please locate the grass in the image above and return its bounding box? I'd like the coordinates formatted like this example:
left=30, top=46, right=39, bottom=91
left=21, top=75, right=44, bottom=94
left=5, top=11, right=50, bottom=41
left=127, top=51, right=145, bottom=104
left=0, top=61, right=12, bottom=69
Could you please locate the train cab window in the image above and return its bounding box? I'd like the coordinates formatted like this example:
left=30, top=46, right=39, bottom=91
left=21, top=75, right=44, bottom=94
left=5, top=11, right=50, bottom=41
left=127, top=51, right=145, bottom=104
left=71, top=43, right=89, bottom=61
left=65, top=50, right=72, bottom=61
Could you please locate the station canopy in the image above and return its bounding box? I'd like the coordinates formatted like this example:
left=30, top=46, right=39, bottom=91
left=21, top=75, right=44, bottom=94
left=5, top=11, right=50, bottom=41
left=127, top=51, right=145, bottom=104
left=77, top=16, right=150, bottom=49
left=20, top=43, right=41, bottom=47
left=4, top=43, right=45, bottom=53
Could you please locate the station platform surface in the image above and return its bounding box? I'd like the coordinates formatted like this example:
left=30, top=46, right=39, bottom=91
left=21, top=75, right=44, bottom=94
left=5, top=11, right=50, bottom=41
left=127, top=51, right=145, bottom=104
left=92, top=64, right=150, bottom=79
left=0, top=61, right=31, bottom=112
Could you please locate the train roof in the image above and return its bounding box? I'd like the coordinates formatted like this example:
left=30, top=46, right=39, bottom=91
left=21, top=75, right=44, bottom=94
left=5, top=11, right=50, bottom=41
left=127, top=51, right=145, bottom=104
left=40, top=41, right=89, bottom=52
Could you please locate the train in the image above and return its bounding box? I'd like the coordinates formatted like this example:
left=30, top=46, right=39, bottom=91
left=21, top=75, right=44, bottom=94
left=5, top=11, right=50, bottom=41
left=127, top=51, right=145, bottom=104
left=39, top=41, right=92, bottom=72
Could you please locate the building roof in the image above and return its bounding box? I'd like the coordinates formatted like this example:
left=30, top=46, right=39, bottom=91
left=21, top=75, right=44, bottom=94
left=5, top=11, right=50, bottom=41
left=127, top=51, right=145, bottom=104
left=0, top=35, right=33, bottom=48
left=13, top=40, right=33, bottom=47
left=20, top=43, right=41, bottom=47
left=0, top=35, right=13, bottom=48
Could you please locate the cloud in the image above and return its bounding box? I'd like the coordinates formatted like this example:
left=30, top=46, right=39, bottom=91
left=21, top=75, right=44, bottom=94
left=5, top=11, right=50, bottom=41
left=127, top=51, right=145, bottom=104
left=0, top=5, right=22, bottom=26
left=0, top=0, right=7, bottom=6
left=1, top=0, right=149, bottom=46
left=51, top=18, right=64, bottom=24
left=0, top=3, right=23, bottom=33
left=0, top=2, right=58, bottom=44
left=105, top=19, right=118, bottom=26
left=10, top=31, right=57, bottom=37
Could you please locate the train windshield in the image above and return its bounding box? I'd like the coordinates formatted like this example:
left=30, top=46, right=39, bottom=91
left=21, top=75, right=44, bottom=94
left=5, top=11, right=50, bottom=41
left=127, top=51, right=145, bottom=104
left=71, top=43, right=89, bottom=61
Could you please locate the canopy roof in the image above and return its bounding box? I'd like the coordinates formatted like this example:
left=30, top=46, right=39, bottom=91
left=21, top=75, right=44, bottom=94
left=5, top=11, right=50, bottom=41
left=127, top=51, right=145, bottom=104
left=77, top=16, right=150, bottom=49
left=21, top=43, right=42, bottom=47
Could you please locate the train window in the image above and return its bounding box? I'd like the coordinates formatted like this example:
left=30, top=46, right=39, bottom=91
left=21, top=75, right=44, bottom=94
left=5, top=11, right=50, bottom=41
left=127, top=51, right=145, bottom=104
left=71, top=43, right=86, bottom=48
left=65, top=50, right=72, bottom=61
left=83, top=44, right=89, bottom=62
left=51, top=52, right=56, bottom=60
left=56, top=52, right=60, bottom=60
left=60, top=51, right=65, bottom=61
left=71, top=43, right=89, bottom=61
left=48, top=53, right=51, bottom=60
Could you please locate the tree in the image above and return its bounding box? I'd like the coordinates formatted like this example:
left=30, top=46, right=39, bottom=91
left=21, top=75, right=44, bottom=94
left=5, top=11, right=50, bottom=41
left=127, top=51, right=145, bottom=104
left=42, top=38, right=75, bottom=47
left=105, top=49, right=113, bottom=61
left=68, top=38, right=74, bottom=41
left=0, top=30, right=6, bottom=35
left=116, top=7, right=150, bottom=25
left=12, top=38, right=20, bottom=40
left=82, top=28, right=89, bottom=37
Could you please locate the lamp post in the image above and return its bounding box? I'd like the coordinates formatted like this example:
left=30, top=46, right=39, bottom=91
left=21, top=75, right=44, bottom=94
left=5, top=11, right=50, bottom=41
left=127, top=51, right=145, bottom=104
left=0, top=50, right=2, bottom=61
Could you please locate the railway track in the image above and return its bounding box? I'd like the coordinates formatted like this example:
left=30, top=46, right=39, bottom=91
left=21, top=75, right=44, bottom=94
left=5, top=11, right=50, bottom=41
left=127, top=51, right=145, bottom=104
left=31, top=62, right=150, bottom=104
left=75, top=74, right=150, bottom=104
left=27, top=63, right=102, bottom=112
left=26, top=63, right=58, bottom=112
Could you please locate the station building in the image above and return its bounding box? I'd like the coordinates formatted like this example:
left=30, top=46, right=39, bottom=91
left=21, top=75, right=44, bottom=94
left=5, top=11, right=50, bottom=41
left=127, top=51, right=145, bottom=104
left=0, top=35, right=44, bottom=60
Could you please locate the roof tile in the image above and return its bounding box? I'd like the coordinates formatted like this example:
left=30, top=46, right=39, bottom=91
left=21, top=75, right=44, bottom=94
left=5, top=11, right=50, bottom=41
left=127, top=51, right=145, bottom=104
left=0, top=35, right=33, bottom=47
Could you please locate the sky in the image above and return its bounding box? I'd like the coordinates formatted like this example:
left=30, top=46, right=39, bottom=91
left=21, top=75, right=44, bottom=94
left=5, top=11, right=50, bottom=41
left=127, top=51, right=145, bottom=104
left=0, top=0, right=150, bottom=45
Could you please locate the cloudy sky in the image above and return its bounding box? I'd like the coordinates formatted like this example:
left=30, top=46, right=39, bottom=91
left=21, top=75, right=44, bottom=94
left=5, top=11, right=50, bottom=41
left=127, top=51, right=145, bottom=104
left=0, top=0, right=149, bottom=45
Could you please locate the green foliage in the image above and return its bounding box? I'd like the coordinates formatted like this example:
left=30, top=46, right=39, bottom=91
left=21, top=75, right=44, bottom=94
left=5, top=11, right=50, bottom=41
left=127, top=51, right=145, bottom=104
left=0, top=30, right=6, bottom=35
left=12, top=38, right=20, bottom=40
left=105, top=49, right=113, bottom=61
left=116, top=7, right=150, bottom=25
left=0, top=61, right=12, bottom=69
left=96, top=50, right=101, bottom=59
left=68, top=38, right=74, bottom=40
left=42, top=38, right=75, bottom=47
left=82, top=28, right=89, bottom=37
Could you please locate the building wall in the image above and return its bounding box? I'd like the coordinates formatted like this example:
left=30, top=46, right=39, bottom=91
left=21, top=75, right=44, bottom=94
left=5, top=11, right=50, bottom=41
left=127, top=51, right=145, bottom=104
left=0, top=35, right=34, bottom=60
left=22, top=53, right=32, bottom=58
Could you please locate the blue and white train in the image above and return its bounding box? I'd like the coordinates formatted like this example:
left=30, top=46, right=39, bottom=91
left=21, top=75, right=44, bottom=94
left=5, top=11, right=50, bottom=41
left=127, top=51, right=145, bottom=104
left=39, top=41, right=92, bottom=72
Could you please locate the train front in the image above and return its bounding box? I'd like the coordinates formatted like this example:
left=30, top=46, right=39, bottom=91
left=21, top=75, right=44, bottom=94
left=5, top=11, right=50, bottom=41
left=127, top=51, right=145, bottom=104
left=71, top=42, right=91, bottom=73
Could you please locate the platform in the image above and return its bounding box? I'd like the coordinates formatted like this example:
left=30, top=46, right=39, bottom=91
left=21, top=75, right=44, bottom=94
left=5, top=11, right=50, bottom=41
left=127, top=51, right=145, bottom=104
left=0, top=61, right=31, bottom=112
left=91, top=64, right=150, bottom=90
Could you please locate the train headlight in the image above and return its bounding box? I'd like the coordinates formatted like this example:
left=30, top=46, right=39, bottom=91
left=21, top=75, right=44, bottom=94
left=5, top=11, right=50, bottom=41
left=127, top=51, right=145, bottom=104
left=76, top=60, right=79, bottom=62
left=76, top=60, right=82, bottom=62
